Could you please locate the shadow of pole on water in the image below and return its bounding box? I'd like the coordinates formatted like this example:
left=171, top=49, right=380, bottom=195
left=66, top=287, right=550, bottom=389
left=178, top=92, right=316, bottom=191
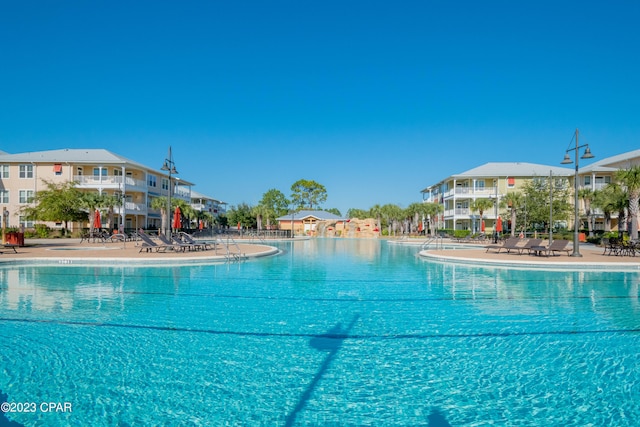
left=0, top=390, right=25, bottom=427
left=284, top=314, right=360, bottom=427
left=427, top=407, right=452, bottom=427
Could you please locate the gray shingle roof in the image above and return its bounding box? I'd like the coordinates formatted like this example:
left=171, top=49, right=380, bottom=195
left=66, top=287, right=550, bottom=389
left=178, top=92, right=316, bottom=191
left=452, top=162, right=574, bottom=178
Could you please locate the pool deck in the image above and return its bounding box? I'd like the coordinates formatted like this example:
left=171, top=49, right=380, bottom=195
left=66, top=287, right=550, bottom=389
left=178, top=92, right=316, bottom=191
left=417, top=240, right=640, bottom=270
left=0, top=238, right=281, bottom=264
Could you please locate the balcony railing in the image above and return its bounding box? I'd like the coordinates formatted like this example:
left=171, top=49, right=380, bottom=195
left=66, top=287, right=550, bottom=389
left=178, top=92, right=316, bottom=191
left=74, top=175, right=147, bottom=189
left=442, top=187, right=498, bottom=198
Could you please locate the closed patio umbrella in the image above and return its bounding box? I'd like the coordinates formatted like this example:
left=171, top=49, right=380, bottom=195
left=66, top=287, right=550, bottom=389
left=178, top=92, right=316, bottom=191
left=93, top=210, right=101, bottom=230
left=496, top=216, right=503, bottom=233
left=481, top=220, right=485, bottom=233
left=172, top=206, right=181, bottom=230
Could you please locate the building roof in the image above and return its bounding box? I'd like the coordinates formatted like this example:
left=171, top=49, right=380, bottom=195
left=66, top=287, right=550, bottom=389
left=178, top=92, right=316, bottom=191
left=0, top=148, right=195, bottom=185
left=421, top=162, right=573, bottom=193
left=584, top=148, right=640, bottom=170
left=190, top=189, right=226, bottom=204
left=452, top=162, right=573, bottom=178
left=276, top=210, right=347, bottom=221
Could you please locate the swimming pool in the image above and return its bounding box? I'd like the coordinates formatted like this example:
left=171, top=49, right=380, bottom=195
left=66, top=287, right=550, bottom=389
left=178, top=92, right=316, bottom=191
left=0, top=238, right=638, bottom=426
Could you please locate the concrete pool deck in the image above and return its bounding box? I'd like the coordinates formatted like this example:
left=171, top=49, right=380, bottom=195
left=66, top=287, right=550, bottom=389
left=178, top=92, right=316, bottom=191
left=0, top=238, right=280, bottom=264
left=416, top=241, right=640, bottom=270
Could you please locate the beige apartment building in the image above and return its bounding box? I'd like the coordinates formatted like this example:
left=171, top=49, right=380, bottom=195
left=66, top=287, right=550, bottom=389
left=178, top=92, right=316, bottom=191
left=421, top=149, right=640, bottom=234
left=0, top=148, right=222, bottom=233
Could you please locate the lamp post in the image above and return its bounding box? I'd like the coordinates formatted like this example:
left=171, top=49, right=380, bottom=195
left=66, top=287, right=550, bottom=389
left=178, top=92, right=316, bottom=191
left=161, top=146, right=178, bottom=237
left=560, top=129, right=594, bottom=257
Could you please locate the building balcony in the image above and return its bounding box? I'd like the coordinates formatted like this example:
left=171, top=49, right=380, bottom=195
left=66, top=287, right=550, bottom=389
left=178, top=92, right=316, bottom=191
left=74, top=175, right=148, bottom=191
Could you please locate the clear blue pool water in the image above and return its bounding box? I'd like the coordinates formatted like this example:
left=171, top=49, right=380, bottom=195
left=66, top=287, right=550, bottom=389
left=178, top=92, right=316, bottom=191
left=0, top=238, right=638, bottom=426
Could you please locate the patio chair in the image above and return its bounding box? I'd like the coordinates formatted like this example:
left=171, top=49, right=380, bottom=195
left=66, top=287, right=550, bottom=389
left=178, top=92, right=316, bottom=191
left=179, top=232, right=215, bottom=251
left=518, top=238, right=543, bottom=255
left=157, top=234, right=191, bottom=252
left=1, top=243, right=18, bottom=254
left=485, top=237, right=522, bottom=253
left=136, top=231, right=176, bottom=253
left=531, top=239, right=572, bottom=257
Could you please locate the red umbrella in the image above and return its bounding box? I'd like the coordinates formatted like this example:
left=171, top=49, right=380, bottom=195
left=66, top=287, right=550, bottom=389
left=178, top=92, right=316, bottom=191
left=93, top=210, right=101, bottom=230
left=172, top=206, right=181, bottom=230
left=481, top=220, right=485, bottom=232
left=418, top=221, right=423, bottom=232
left=199, top=220, right=204, bottom=230
left=237, top=222, right=241, bottom=230
left=496, top=216, right=503, bottom=233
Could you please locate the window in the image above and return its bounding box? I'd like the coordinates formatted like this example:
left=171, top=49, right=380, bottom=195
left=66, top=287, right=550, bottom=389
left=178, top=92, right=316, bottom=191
left=475, top=180, right=485, bottom=190
left=507, top=177, right=515, bottom=187
left=19, top=216, right=34, bottom=228
left=148, top=174, right=157, bottom=188
left=0, top=190, right=8, bottom=203
left=0, top=165, right=8, bottom=178
left=113, top=169, right=123, bottom=176
left=19, top=190, right=34, bottom=203
left=161, top=178, right=169, bottom=191
left=19, top=165, right=33, bottom=178
left=584, top=175, right=591, bottom=186
left=53, top=164, right=63, bottom=175
left=77, top=167, right=83, bottom=176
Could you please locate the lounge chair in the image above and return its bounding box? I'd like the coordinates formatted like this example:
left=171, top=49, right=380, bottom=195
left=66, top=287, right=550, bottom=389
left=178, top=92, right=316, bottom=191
left=485, top=237, right=522, bottom=253
left=136, top=231, right=176, bottom=253
left=1, top=243, right=18, bottom=254
left=519, top=238, right=543, bottom=255
left=157, top=234, right=191, bottom=251
left=530, top=239, right=572, bottom=257
left=179, top=232, right=215, bottom=251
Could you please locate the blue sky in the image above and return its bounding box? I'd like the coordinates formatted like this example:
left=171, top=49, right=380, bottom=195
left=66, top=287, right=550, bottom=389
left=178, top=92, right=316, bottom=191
left=1, top=1, right=639, bottom=215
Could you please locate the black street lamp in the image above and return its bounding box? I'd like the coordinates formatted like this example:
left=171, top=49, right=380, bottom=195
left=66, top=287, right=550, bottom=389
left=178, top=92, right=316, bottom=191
left=560, top=129, right=594, bottom=257
left=161, top=146, right=178, bottom=237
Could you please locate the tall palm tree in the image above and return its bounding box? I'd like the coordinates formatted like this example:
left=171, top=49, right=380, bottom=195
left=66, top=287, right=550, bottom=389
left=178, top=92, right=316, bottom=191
left=616, top=166, right=640, bottom=240
left=501, top=192, right=523, bottom=237
left=369, top=204, right=382, bottom=231
left=578, top=188, right=596, bottom=237
left=150, top=196, right=169, bottom=233
left=470, top=198, right=494, bottom=234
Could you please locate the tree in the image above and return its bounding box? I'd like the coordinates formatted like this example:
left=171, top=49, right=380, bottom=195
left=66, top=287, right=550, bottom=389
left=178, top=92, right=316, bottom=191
left=470, top=198, right=494, bottom=234
left=380, top=204, right=403, bottom=236
left=227, top=203, right=257, bottom=230
left=79, top=192, right=108, bottom=234
left=616, top=166, right=640, bottom=240
left=520, top=177, right=572, bottom=233
left=324, top=208, right=341, bottom=216
left=257, top=189, right=289, bottom=229
left=150, top=196, right=169, bottom=233
left=593, top=184, right=627, bottom=233
left=346, top=208, right=368, bottom=219
left=502, top=192, right=524, bottom=237
left=290, top=179, right=327, bottom=209
left=369, top=204, right=383, bottom=230
left=20, top=180, right=87, bottom=235
left=578, top=188, right=596, bottom=237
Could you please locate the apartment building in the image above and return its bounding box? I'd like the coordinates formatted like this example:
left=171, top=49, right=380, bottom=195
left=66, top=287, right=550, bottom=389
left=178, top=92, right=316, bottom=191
left=421, top=149, right=640, bottom=233
left=421, top=162, right=573, bottom=233
left=0, top=148, right=201, bottom=233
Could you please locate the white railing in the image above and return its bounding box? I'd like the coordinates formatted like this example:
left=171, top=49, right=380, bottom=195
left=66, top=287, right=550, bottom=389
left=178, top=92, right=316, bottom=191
left=74, top=175, right=147, bottom=189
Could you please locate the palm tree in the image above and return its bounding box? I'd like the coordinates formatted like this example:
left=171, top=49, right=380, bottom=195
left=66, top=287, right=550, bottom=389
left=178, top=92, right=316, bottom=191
left=501, top=192, right=523, bottom=237
left=381, top=204, right=403, bottom=236
left=578, top=188, right=596, bottom=237
left=150, top=196, right=169, bottom=234
left=594, top=183, right=628, bottom=236
left=470, top=198, right=494, bottom=234
left=369, top=204, right=382, bottom=231
left=616, top=166, right=640, bottom=240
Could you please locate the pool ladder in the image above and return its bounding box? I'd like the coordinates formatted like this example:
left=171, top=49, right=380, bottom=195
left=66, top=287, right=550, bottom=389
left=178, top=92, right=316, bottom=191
left=421, top=235, right=444, bottom=250
left=217, top=237, right=247, bottom=262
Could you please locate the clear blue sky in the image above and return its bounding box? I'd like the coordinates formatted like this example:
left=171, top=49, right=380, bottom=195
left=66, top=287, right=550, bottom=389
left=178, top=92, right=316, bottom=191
left=1, top=1, right=639, bottom=215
